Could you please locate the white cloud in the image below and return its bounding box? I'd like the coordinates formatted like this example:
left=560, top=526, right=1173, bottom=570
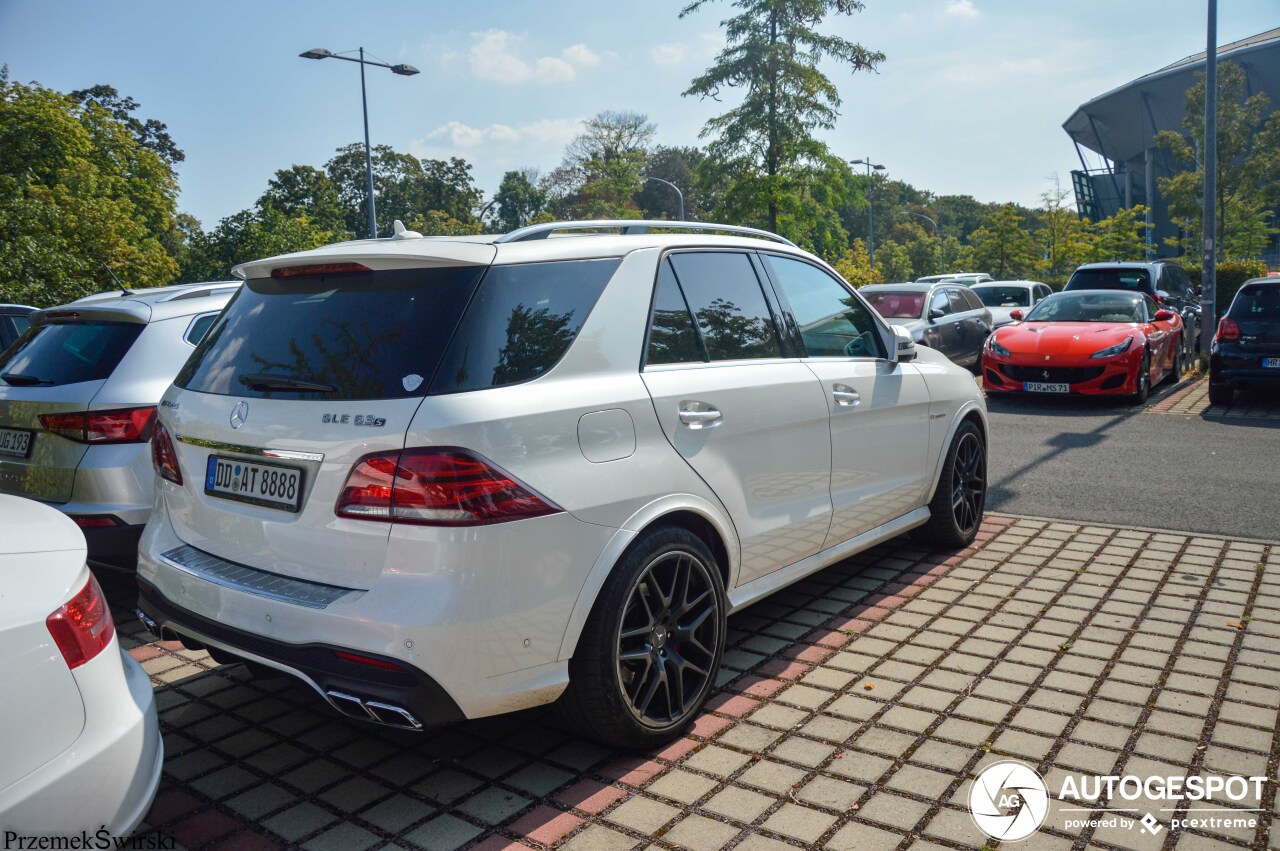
left=651, top=43, right=687, bottom=66
left=422, top=118, right=583, bottom=150
left=944, top=0, right=980, bottom=18
left=465, top=30, right=605, bottom=84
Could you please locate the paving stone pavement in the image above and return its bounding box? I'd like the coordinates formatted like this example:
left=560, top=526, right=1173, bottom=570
left=1148, top=376, right=1280, bottom=419
left=105, top=515, right=1280, bottom=851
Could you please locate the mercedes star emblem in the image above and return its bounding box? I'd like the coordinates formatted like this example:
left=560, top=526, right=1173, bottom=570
left=230, top=401, right=249, bottom=429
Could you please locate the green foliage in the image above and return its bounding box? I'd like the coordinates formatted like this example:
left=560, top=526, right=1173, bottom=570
left=831, top=239, right=880, bottom=286
left=405, top=210, right=483, bottom=236
left=546, top=111, right=655, bottom=220
left=1080, top=205, right=1152, bottom=263
left=492, top=169, right=546, bottom=232
left=1156, top=62, right=1280, bottom=262
left=177, top=207, right=340, bottom=282
left=635, top=146, right=704, bottom=220
left=258, top=165, right=350, bottom=237
left=324, top=145, right=482, bottom=236
left=1182, top=259, right=1268, bottom=314
left=874, top=239, right=913, bottom=282
left=69, top=84, right=184, bottom=166
left=970, top=204, right=1038, bottom=279
left=0, top=75, right=178, bottom=305
left=681, top=0, right=883, bottom=233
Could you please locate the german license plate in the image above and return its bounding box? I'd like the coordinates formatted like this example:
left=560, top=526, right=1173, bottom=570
left=0, top=427, right=32, bottom=458
left=1024, top=382, right=1069, bottom=393
left=1263, top=358, right=1280, bottom=369
left=205, top=455, right=303, bottom=512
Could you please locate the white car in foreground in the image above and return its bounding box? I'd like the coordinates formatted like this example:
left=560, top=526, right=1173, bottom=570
left=0, top=495, right=162, bottom=836
left=139, top=219, right=987, bottom=749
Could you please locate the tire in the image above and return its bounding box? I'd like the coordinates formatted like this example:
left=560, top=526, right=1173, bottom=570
left=914, top=420, right=986, bottom=550
left=559, top=527, right=726, bottom=750
left=1164, top=344, right=1183, bottom=385
left=1131, top=349, right=1151, bottom=404
left=1208, top=380, right=1233, bottom=407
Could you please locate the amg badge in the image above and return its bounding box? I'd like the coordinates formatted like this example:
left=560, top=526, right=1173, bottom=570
left=322, top=413, right=386, bottom=427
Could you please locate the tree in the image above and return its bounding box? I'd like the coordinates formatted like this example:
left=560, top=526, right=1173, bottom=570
left=178, top=207, right=340, bottom=283
left=1035, top=176, right=1091, bottom=285
left=831, top=239, right=880, bottom=286
left=0, top=74, right=178, bottom=305
left=970, top=204, right=1038, bottom=279
left=556, top=111, right=655, bottom=219
left=322, top=146, right=481, bottom=236
left=635, top=146, right=704, bottom=220
left=1080, top=205, right=1152, bottom=264
left=492, top=169, right=546, bottom=232
left=1156, top=62, right=1280, bottom=262
left=69, top=84, right=184, bottom=167
left=874, top=239, right=913, bottom=283
left=258, top=165, right=350, bottom=237
left=681, top=0, right=884, bottom=233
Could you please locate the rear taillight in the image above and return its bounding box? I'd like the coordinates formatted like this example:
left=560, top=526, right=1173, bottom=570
left=1216, top=317, right=1240, bottom=342
left=46, top=574, right=116, bottom=670
left=39, top=406, right=156, bottom=444
left=335, top=448, right=561, bottom=526
left=335, top=650, right=407, bottom=671
left=151, top=421, right=183, bottom=485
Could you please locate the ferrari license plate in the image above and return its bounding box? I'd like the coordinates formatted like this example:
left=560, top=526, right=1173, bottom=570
left=1263, top=358, right=1280, bottom=369
left=0, top=427, right=33, bottom=458
left=205, top=455, right=303, bottom=512
left=1024, top=382, right=1069, bottom=393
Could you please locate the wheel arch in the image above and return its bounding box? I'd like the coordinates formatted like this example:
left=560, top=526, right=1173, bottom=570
left=557, top=496, right=739, bottom=662
left=924, top=402, right=988, bottom=504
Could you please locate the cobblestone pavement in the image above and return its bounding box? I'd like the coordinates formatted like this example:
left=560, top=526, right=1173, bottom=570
left=1149, top=377, right=1280, bottom=419
left=106, top=515, right=1280, bottom=851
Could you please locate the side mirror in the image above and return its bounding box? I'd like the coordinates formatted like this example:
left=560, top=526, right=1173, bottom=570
left=1009, top=309, right=1024, bottom=321
left=928, top=308, right=946, bottom=321
left=1153, top=309, right=1175, bottom=322
left=891, top=326, right=917, bottom=363
left=1154, top=291, right=1168, bottom=304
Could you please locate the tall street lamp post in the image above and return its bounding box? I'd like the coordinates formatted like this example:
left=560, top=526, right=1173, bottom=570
left=300, top=47, right=419, bottom=239
left=642, top=176, right=686, bottom=221
left=850, top=158, right=886, bottom=269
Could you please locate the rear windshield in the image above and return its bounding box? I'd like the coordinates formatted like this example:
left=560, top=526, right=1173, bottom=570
left=974, top=287, right=1030, bottom=308
left=1065, top=268, right=1152, bottom=293
left=176, top=266, right=485, bottom=400
left=0, top=321, right=143, bottom=387
left=863, top=290, right=925, bottom=319
left=1232, top=285, right=1280, bottom=321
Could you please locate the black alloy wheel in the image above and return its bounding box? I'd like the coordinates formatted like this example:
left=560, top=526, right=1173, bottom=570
left=915, top=419, right=986, bottom=549
left=616, top=550, right=720, bottom=727
left=1132, top=350, right=1151, bottom=404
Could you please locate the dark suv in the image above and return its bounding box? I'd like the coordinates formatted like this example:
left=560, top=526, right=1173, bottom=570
left=1064, top=262, right=1200, bottom=356
left=1209, top=277, right=1280, bottom=406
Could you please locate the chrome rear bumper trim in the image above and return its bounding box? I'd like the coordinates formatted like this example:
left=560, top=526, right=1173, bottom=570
left=159, top=543, right=361, bottom=609
left=175, top=435, right=324, bottom=463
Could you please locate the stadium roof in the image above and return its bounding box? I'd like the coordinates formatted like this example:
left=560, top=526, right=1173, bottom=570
left=1063, top=28, right=1280, bottom=164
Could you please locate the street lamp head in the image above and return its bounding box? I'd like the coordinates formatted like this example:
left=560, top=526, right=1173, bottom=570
left=390, top=64, right=420, bottom=76
left=872, top=164, right=886, bottom=171
left=849, top=159, right=865, bottom=165
left=299, top=48, right=332, bottom=60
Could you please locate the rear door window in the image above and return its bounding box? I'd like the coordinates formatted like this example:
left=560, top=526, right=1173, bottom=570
left=432, top=258, right=620, bottom=394
left=930, top=290, right=953, bottom=316
left=645, top=258, right=705, bottom=365
left=177, top=266, right=486, bottom=400
left=0, top=322, right=144, bottom=387
left=668, top=252, right=784, bottom=361
left=761, top=254, right=884, bottom=358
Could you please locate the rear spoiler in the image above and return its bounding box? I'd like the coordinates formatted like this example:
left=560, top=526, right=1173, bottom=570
left=31, top=303, right=151, bottom=327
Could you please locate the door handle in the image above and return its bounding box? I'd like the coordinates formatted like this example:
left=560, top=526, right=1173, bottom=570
left=678, top=401, right=722, bottom=428
left=832, top=384, right=861, bottom=407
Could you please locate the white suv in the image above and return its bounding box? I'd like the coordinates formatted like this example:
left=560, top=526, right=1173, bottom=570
left=137, top=220, right=987, bottom=748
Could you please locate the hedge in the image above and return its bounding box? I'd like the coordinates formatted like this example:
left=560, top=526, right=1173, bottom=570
left=1182, top=259, right=1270, bottom=314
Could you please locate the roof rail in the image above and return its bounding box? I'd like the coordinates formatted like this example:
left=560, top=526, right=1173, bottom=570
left=494, top=220, right=797, bottom=247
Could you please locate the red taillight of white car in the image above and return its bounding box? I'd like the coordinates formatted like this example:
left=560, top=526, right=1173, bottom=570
left=151, top=421, right=183, bottom=485
left=38, top=406, right=157, bottom=444
left=46, top=574, right=116, bottom=670
left=335, top=448, right=561, bottom=526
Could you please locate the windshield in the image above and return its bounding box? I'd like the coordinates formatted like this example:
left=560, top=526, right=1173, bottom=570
left=863, top=290, right=925, bottom=319
left=0, top=321, right=143, bottom=386
left=973, top=287, right=1030, bottom=308
left=1065, top=268, right=1152, bottom=294
left=1025, top=293, right=1144, bottom=323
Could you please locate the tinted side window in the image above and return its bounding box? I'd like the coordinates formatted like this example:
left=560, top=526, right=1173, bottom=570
left=0, top=322, right=143, bottom=387
left=11, top=316, right=30, bottom=336
left=184, top=313, right=220, bottom=346
left=763, top=255, right=884, bottom=358
left=432, top=258, right=620, bottom=394
left=960, top=289, right=984, bottom=311
left=669, top=252, right=783, bottom=361
left=1232, top=285, right=1280, bottom=320
left=930, top=291, right=953, bottom=316
left=646, top=259, right=704, bottom=365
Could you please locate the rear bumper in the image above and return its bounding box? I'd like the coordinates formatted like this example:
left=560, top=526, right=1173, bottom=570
left=82, top=521, right=144, bottom=571
left=1210, top=349, right=1280, bottom=388
left=136, top=579, right=466, bottom=729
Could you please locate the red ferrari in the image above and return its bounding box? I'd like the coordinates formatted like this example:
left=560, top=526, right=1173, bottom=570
left=983, top=290, right=1184, bottom=403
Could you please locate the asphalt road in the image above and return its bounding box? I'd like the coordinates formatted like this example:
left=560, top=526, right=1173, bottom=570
left=985, top=386, right=1280, bottom=541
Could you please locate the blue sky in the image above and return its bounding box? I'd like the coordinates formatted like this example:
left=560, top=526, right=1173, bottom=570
left=1, top=1, right=1274, bottom=229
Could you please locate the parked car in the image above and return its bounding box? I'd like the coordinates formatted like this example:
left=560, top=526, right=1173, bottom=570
left=915, top=272, right=993, bottom=286
left=861, top=282, right=992, bottom=369
left=1063, top=261, right=1200, bottom=356
left=970, top=281, right=1054, bottom=329
left=136, top=219, right=987, bottom=749
left=1209, top=277, right=1280, bottom=406
left=0, top=282, right=238, bottom=571
left=0, top=495, right=162, bottom=836
left=983, top=290, right=1184, bottom=403
left=0, top=304, right=36, bottom=350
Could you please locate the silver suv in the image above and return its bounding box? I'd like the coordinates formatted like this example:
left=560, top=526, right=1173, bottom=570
left=0, top=282, right=237, bottom=571
left=137, top=221, right=987, bottom=748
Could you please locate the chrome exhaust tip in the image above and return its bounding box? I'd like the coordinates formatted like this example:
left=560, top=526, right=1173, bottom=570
left=326, top=690, right=375, bottom=721
left=325, top=690, right=422, bottom=730
left=135, top=609, right=158, bottom=635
